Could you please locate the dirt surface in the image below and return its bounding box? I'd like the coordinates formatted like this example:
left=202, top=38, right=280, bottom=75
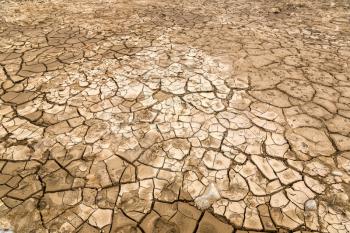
left=0, top=0, right=350, bottom=232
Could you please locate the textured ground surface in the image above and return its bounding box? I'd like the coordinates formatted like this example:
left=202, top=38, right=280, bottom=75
left=0, top=0, right=350, bottom=232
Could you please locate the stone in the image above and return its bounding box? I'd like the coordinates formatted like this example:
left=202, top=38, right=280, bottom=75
left=304, top=199, right=317, bottom=211
left=195, top=183, right=221, bottom=210
left=270, top=7, right=281, bottom=13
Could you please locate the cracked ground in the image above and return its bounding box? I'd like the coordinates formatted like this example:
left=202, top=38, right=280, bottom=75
left=0, top=0, right=350, bottom=232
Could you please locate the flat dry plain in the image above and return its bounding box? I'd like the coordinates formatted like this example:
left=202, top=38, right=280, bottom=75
left=0, top=0, right=350, bottom=232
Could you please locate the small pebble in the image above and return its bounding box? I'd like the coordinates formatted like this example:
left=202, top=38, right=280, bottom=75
left=79, top=164, right=88, bottom=172
left=332, top=170, right=343, bottom=176
left=270, top=7, right=281, bottom=14
left=305, top=199, right=317, bottom=211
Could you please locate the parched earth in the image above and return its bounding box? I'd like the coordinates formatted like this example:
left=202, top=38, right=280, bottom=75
left=0, top=0, right=350, bottom=232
